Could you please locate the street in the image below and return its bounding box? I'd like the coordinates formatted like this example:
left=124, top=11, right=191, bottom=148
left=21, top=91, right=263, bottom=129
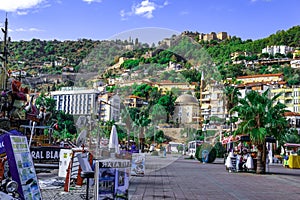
left=39, top=154, right=300, bottom=200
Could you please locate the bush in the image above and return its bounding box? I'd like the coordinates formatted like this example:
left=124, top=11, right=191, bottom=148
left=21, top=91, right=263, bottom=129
left=195, top=143, right=216, bottom=163
left=214, top=142, right=225, bottom=158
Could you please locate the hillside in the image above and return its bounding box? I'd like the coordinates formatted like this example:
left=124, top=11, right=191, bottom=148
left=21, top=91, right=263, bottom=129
left=4, top=25, right=300, bottom=90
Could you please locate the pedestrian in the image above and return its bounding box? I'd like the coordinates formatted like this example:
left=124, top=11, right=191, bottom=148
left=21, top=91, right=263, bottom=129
left=225, top=151, right=234, bottom=172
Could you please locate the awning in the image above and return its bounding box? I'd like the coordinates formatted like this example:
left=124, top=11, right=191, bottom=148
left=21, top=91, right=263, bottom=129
left=284, top=143, right=300, bottom=147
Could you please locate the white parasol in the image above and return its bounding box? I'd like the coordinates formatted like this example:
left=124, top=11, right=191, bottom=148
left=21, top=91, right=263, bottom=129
left=109, top=125, right=120, bottom=154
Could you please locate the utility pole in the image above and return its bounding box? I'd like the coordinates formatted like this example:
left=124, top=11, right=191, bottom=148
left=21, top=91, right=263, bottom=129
left=1, top=15, right=9, bottom=90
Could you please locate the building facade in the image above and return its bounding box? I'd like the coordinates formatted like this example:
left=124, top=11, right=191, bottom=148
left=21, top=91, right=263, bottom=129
left=262, top=45, right=294, bottom=56
left=173, top=94, right=200, bottom=125
left=51, top=87, right=99, bottom=116
left=98, top=93, right=121, bottom=122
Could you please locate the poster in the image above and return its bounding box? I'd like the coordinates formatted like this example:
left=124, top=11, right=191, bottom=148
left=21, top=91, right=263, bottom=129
left=58, top=149, right=73, bottom=177
left=131, top=153, right=145, bottom=176
left=95, top=159, right=130, bottom=200
left=4, top=134, right=42, bottom=200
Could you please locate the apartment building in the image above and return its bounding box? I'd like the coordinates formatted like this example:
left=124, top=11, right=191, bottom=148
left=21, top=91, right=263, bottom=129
left=262, top=45, right=294, bottom=56
left=291, top=59, right=300, bottom=69
left=98, top=93, right=121, bottom=122
left=236, top=73, right=284, bottom=85
left=235, top=73, right=300, bottom=114
left=270, top=86, right=300, bottom=113
left=124, top=95, right=146, bottom=108
left=154, top=81, right=197, bottom=94
left=284, top=112, right=300, bottom=135
left=51, top=87, right=99, bottom=116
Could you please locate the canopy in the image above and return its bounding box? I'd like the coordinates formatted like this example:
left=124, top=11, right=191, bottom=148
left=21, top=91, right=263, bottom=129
left=284, top=143, right=300, bottom=147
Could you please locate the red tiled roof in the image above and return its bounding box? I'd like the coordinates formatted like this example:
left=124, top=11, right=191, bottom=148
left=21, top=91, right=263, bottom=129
left=284, top=112, right=300, bottom=117
left=237, top=73, right=283, bottom=79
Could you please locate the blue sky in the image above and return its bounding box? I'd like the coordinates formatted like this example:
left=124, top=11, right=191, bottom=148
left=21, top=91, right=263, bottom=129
left=0, top=0, right=299, bottom=43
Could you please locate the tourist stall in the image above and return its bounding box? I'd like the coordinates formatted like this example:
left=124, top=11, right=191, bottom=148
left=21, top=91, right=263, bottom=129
left=284, top=143, right=300, bottom=169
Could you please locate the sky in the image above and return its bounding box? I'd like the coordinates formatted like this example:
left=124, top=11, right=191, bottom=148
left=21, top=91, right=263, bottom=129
left=0, top=0, right=299, bottom=44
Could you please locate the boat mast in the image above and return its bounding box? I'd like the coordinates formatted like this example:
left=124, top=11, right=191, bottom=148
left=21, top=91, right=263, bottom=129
left=1, top=14, right=9, bottom=90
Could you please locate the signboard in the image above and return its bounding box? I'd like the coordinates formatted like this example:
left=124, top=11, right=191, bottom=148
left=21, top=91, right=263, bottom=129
left=131, top=153, right=145, bottom=176
left=3, top=134, right=42, bottom=200
left=30, top=146, right=61, bottom=162
left=95, top=159, right=130, bottom=200
left=58, top=149, right=73, bottom=177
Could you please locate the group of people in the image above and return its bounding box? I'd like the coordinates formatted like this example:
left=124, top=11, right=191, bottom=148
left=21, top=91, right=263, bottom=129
left=225, top=149, right=254, bottom=172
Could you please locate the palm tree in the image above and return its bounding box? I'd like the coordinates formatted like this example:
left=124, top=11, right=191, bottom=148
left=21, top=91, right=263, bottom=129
left=231, top=89, right=288, bottom=174
left=224, top=84, right=241, bottom=141
left=224, top=85, right=241, bottom=113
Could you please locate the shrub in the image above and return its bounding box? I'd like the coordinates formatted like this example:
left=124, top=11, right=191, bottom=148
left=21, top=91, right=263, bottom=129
left=214, top=142, right=225, bottom=158
left=195, top=143, right=216, bottom=163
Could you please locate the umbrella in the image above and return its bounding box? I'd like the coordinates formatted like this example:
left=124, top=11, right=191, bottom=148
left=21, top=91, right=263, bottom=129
left=109, top=125, right=120, bottom=154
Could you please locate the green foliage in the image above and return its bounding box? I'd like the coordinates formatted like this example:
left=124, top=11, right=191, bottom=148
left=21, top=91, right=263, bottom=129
left=232, top=89, right=289, bottom=148
left=177, top=144, right=184, bottom=152
left=214, top=142, right=226, bottom=158
left=121, top=59, right=140, bottom=69
left=35, top=93, right=56, bottom=114
left=195, top=143, right=216, bottom=163
left=155, top=130, right=166, bottom=144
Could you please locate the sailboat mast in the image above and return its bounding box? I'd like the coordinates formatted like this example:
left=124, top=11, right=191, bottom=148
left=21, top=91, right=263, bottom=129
left=1, top=15, right=9, bottom=90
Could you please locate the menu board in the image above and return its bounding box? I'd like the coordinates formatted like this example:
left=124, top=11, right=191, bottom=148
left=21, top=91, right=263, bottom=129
left=4, top=135, right=42, bottom=200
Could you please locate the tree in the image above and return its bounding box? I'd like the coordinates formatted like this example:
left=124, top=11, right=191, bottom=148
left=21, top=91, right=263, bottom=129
left=231, top=89, right=288, bottom=174
left=224, top=84, right=241, bottom=130
left=157, top=92, right=176, bottom=123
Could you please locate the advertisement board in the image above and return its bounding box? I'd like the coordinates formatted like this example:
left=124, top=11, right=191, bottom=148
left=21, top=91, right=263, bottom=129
left=3, top=134, right=42, bottom=200
left=95, top=159, right=131, bottom=200
left=131, top=153, right=145, bottom=176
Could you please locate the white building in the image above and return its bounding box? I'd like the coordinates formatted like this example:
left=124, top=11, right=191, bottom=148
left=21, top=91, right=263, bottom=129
left=291, top=60, right=300, bottom=69
left=51, top=87, right=99, bottom=116
left=262, top=45, right=294, bottom=56
left=173, top=94, right=199, bottom=125
left=98, top=93, right=121, bottom=122
left=284, top=112, right=300, bottom=135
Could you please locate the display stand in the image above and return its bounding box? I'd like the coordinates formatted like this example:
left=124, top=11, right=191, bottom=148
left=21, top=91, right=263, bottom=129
left=131, top=153, right=145, bottom=176
left=0, top=130, right=42, bottom=199
left=94, top=159, right=131, bottom=200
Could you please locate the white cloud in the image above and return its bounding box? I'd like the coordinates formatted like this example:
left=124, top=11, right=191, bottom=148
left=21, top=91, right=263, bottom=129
left=82, top=0, right=102, bottom=4
left=15, top=27, right=43, bottom=32
left=17, top=11, right=28, bottom=15
left=122, top=0, right=168, bottom=19
left=134, top=0, right=156, bottom=19
left=0, top=0, right=45, bottom=12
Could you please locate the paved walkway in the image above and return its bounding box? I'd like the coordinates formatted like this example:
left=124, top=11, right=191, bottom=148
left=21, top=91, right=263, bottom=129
left=129, top=157, right=300, bottom=200
left=38, top=154, right=300, bottom=200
